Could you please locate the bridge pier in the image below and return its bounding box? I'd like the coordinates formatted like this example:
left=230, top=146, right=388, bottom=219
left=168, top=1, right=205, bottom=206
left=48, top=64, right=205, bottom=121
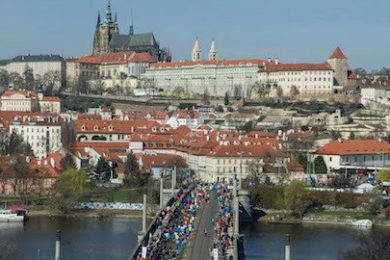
left=137, top=194, right=147, bottom=243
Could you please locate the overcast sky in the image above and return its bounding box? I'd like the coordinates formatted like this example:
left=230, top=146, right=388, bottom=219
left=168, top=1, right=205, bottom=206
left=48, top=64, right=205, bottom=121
left=1, top=0, right=390, bottom=70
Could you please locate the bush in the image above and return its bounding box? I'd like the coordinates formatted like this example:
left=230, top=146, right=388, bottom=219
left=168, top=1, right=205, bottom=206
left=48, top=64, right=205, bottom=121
left=250, top=185, right=284, bottom=209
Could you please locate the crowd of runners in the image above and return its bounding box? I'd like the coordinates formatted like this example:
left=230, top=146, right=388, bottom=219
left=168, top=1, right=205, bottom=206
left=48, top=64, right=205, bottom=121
left=134, top=183, right=206, bottom=260
left=210, top=183, right=235, bottom=260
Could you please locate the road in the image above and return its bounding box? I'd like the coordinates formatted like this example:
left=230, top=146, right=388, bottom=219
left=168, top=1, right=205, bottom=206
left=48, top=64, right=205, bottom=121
left=187, top=189, right=218, bottom=260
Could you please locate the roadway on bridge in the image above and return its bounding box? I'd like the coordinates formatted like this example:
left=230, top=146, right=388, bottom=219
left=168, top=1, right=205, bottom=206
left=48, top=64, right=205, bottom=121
left=187, top=189, right=218, bottom=260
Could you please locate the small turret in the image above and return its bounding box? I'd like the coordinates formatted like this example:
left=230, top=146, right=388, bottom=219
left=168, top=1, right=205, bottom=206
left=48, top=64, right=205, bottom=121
left=192, top=38, right=201, bottom=62
left=209, top=40, right=217, bottom=61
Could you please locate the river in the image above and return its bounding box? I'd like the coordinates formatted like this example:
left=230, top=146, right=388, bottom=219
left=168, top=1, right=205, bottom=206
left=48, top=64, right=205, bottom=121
left=0, top=217, right=363, bottom=260
left=241, top=222, right=361, bottom=260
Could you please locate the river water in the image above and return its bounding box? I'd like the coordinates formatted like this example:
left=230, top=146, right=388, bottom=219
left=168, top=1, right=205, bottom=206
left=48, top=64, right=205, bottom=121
left=0, top=217, right=362, bottom=260
left=241, top=222, right=360, bottom=260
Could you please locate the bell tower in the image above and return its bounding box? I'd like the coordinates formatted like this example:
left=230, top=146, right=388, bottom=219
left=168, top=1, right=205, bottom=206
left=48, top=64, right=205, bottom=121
left=192, top=38, right=201, bottom=62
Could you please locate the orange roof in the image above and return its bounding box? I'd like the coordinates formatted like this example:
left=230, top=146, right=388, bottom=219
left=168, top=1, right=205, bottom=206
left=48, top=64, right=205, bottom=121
left=329, top=46, right=347, bottom=59
left=41, top=96, right=62, bottom=102
left=262, top=63, right=332, bottom=73
left=316, top=139, right=390, bottom=155
left=77, top=51, right=155, bottom=65
left=136, top=154, right=187, bottom=170
left=150, top=59, right=273, bottom=69
left=1, top=90, right=38, bottom=98
left=76, top=119, right=162, bottom=134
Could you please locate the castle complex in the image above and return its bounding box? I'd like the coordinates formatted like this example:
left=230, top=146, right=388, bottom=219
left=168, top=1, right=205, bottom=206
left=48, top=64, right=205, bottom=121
left=92, top=2, right=171, bottom=62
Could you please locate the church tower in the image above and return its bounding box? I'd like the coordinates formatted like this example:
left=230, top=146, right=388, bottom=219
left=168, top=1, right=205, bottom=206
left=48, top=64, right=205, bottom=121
left=327, top=46, right=349, bottom=87
left=192, top=38, right=201, bottom=62
left=92, top=1, right=119, bottom=55
left=208, top=40, right=217, bottom=61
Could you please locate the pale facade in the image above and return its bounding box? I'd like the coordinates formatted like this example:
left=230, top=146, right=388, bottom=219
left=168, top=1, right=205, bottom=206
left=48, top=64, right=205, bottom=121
left=143, top=60, right=263, bottom=97
left=0, top=91, right=61, bottom=113
left=0, top=92, right=36, bottom=112
left=258, top=64, right=335, bottom=96
left=10, top=120, right=62, bottom=159
left=0, top=55, right=66, bottom=88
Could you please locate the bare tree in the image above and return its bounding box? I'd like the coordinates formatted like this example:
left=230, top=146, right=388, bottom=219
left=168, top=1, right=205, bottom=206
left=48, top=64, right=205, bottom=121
left=11, top=155, right=32, bottom=204
left=23, top=65, right=35, bottom=91
left=252, top=81, right=270, bottom=98
left=0, top=69, right=10, bottom=88
left=92, top=78, right=106, bottom=95
left=276, top=86, right=284, bottom=98
left=9, top=72, right=24, bottom=90
left=290, top=85, right=300, bottom=97
left=42, top=71, right=61, bottom=95
left=247, top=158, right=266, bottom=184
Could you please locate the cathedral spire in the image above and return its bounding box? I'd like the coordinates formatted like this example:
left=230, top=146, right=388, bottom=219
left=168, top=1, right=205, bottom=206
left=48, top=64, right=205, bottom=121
left=104, top=1, right=113, bottom=24
left=96, top=11, right=101, bottom=27
left=129, top=10, right=134, bottom=35
left=114, top=12, right=118, bottom=24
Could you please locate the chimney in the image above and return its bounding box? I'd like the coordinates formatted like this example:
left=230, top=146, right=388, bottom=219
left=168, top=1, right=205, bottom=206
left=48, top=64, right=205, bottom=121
left=275, top=58, right=279, bottom=65
left=267, top=58, right=271, bottom=63
left=50, top=158, right=55, bottom=168
left=44, top=160, right=48, bottom=166
left=337, top=138, right=342, bottom=143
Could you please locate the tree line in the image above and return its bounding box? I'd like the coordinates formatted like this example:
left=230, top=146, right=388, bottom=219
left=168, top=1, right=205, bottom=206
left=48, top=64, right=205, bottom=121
left=0, top=65, right=61, bottom=95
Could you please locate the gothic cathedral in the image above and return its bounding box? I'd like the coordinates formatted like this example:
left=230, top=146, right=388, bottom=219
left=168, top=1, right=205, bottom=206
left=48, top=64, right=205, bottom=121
left=92, top=1, right=171, bottom=62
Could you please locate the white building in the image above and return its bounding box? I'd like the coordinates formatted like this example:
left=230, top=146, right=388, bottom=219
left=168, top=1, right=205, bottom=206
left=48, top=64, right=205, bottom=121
left=143, top=39, right=273, bottom=97
left=9, top=114, right=63, bottom=158
left=0, top=55, right=65, bottom=88
left=0, top=90, right=61, bottom=113
left=314, top=139, right=390, bottom=172
left=0, top=90, right=38, bottom=112
left=258, top=63, right=335, bottom=96
left=360, top=86, right=390, bottom=106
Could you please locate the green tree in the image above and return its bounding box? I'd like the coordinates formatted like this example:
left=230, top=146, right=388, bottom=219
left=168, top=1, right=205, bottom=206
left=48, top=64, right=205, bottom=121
left=377, top=169, right=390, bottom=183
left=96, top=156, right=111, bottom=181
left=60, top=153, right=76, bottom=171
left=6, top=132, right=32, bottom=156
left=283, top=180, right=314, bottom=217
left=314, top=156, right=327, bottom=174
left=123, top=152, right=144, bottom=187
left=349, top=132, right=355, bottom=140
left=49, top=168, right=89, bottom=213
left=224, top=92, right=230, bottom=106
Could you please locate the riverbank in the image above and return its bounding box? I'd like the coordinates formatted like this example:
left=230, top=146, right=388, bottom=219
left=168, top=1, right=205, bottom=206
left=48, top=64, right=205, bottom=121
left=256, top=209, right=379, bottom=227
left=27, top=207, right=145, bottom=219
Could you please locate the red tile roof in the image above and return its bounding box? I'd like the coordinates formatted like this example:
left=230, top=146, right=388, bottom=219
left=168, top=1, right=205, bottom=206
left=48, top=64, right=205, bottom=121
left=316, top=139, right=390, bottom=155
left=150, top=59, right=273, bottom=69
left=329, top=46, right=347, bottom=59
left=136, top=154, right=187, bottom=170
left=77, top=52, right=155, bottom=65
left=262, top=63, right=332, bottom=73
left=1, top=90, right=38, bottom=98
left=41, top=96, right=62, bottom=102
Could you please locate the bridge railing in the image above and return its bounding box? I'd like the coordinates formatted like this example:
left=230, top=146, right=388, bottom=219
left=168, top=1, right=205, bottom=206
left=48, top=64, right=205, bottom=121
left=128, top=184, right=194, bottom=260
